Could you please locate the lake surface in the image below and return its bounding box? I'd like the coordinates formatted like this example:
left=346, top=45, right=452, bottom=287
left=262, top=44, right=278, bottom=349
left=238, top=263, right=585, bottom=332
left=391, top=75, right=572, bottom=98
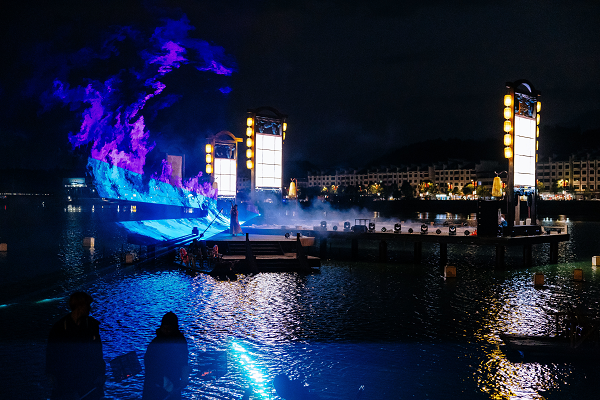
left=1, top=198, right=600, bottom=399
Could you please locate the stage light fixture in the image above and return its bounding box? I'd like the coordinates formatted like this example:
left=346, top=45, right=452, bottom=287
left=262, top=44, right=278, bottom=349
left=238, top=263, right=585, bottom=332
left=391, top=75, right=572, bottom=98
left=436, top=229, right=441, bottom=234
left=343, top=221, right=351, bottom=232
left=449, top=225, right=456, bottom=235
left=394, top=223, right=401, bottom=233
left=381, top=227, right=387, bottom=232
left=333, top=225, right=338, bottom=231
left=464, top=230, right=470, bottom=236
left=320, top=221, right=327, bottom=229
left=408, top=228, right=414, bottom=234
left=368, top=222, right=375, bottom=232
left=421, top=224, right=428, bottom=234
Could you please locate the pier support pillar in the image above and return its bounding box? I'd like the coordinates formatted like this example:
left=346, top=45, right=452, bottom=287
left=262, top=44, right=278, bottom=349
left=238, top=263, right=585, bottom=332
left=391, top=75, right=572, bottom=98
left=351, top=238, right=358, bottom=260
left=414, top=242, right=422, bottom=263
left=523, top=244, right=532, bottom=268
left=379, top=240, right=388, bottom=263
left=148, top=244, right=156, bottom=261
left=495, top=245, right=505, bottom=269
left=319, top=236, right=328, bottom=259
left=549, top=242, right=559, bottom=264
left=296, top=233, right=308, bottom=270
left=439, top=243, right=447, bottom=266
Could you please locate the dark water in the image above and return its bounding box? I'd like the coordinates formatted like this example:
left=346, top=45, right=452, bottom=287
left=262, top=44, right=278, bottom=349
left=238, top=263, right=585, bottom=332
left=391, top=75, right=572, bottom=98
left=1, top=200, right=600, bottom=399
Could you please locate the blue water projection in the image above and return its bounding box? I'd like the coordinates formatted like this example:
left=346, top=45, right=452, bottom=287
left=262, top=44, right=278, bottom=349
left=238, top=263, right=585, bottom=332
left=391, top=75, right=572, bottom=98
left=118, top=210, right=248, bottom=241
left=50, top=16, right=257, bottom=239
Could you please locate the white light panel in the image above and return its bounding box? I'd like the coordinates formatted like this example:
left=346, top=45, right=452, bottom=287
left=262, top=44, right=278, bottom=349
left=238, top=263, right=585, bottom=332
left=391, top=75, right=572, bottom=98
left=255, top=133, right=282, bottom=189
left=513, top=115, right=536, bottom=187
left=214, top=158, right=237, bottom=197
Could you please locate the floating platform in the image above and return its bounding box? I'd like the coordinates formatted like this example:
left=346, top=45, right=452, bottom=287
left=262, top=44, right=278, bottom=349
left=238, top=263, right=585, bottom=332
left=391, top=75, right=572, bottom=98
left=177, top=233, right=320, bottom=274
left=233, top=225, right=570, bottom=268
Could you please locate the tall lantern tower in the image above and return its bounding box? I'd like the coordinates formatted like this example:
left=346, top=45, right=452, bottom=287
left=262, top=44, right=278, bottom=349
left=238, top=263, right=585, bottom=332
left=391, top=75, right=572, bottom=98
left=504, top=80, right=541, bottom=230
left=245, top=107, right=287, bottom=196
left=205, top=131, right=243, bottom=200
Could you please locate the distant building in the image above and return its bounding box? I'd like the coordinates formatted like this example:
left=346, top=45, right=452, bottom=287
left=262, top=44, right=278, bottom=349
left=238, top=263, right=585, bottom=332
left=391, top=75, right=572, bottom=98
left=307, top=162, right=480, bottom=193
left=536, top=156, right=600, bottom=198
left=306, top=155, right=600, bottom=199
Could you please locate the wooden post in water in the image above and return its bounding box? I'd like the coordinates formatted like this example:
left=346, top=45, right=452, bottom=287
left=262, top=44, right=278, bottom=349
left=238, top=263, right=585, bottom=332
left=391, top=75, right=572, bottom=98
left=414, top=242, right=422, bottom=263
left=296, top=233, right=308, bottom=270
left=439, top=242, right=447, bottom=266
left=495, top=245, right=505, bottom=268
left=523, top=243, right=532, bottom=268
left=319, top=236, right=328, bottom=259
left=378, top=240, right=387, bottom=262
left=351, top=238, right=358, bottom=260
left=549, top=242, right=559, bottom=264
left=245, top=233, right=258, bottom=273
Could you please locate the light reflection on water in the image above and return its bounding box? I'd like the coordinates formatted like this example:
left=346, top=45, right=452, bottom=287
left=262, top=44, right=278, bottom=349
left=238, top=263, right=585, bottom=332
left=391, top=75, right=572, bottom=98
left=2, top=205, right=600, bottom=399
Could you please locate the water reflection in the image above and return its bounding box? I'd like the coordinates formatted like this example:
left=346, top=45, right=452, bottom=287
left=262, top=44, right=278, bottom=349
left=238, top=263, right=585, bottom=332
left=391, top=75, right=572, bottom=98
left=4, top=207, right=600, bottom=398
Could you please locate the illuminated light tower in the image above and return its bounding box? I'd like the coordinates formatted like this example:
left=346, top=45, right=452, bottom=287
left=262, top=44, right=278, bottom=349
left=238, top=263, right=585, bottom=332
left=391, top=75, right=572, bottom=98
left=206, top=131, right=243, bottom=200
left=504, top=80, right=541, bottom=229
left=246, top=107, right=288, bottom=196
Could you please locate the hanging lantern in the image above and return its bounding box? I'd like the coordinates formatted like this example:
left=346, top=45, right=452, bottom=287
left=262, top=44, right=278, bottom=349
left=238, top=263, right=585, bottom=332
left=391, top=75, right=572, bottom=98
left=205, top=144, right=212, bottom=153
left=246, top=127, right=253, bottom=137
left=504, top=133, right=512, bottom=147
left=205, top=154, right=212, bottom=164
left=504, top=95, right=512, bottom=107
left=206, top=164, right=213, bottom=174
left=246, top=117, right=253, bottom=127
left=246, top=149, right=253, bottom=158
left=246, top=138, right=253, bottom=147
left=492, top=176, right=502, bottom=197
left=504, top=120, right=512, bottom=132
left=537, top=101, right=541, bottom=112
left=504, top=147, right=513, bottom=158
left=503, top=107, right=512, bottom=119
left=536, top=114, right=540, bottom=125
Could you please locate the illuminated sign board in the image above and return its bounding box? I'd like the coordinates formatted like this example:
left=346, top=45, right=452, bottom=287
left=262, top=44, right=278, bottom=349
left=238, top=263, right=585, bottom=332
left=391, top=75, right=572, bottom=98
left=255, top=132, right=282, bottom=189
left=214, top=145, right=237, bottom=198
left=513, top=92, right=537, bottom=188
left=513, top=115, right=536, bottom=187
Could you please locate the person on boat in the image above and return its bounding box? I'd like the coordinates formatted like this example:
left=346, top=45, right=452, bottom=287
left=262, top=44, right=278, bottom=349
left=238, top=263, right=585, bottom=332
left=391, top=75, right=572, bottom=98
left=188, top=239, right=201, bottom=268
left=499, top=214, right=507, bottom=227
left=230, top=203, right=242, bottom=236
left=46, top=292, right=106, bottom=400
left=143, top=312, right=189, bottom=400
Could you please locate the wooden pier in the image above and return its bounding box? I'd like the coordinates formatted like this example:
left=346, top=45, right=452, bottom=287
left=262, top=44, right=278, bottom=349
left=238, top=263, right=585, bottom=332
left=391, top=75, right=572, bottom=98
left=316, top=229, right=569, bottom=267
left=205, top=232, right=320, bottom=273
left=235, top=226, right=569, bottom=268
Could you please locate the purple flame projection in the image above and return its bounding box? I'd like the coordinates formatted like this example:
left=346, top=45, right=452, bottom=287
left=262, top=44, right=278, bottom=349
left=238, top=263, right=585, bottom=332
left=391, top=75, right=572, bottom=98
left=53, top=16, right=235, bottom=205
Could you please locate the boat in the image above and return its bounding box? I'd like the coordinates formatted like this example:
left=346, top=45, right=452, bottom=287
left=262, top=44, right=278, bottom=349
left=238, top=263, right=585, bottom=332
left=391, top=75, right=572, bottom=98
left=174, top=246, right=238, bottom=281
left=500, top=306, right=600, bottom=362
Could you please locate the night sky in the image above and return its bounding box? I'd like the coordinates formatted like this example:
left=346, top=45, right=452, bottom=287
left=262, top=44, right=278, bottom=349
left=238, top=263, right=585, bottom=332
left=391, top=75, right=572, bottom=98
left=1, top=0, right=599, bottom=176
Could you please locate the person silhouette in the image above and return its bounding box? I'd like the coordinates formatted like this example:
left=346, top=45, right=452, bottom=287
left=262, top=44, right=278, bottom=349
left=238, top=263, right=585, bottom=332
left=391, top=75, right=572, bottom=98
left=143, top=312, right=189, bottom=400
left=230, top=204, right=242, bottom=236
left=46, top=292, right=105, bottom=400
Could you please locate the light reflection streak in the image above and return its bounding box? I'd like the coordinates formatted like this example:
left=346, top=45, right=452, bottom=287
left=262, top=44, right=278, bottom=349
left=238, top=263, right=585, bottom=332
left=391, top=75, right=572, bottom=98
left=473, top=263, right=596, bottom=399
left=477, top=348, right=565, bottom=400
left=230, top=340, right=272, bottom=399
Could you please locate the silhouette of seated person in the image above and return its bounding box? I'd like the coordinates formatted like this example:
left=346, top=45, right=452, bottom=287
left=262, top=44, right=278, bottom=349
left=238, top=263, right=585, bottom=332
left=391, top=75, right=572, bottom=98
left=143, top=312, right=189, bottom=400
left=46, top=292, right=105, bottom=400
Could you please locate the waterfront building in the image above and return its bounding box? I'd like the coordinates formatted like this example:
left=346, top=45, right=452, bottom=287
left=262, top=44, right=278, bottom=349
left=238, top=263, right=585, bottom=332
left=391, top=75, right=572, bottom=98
left=306, top=155, right=600, bottom=200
